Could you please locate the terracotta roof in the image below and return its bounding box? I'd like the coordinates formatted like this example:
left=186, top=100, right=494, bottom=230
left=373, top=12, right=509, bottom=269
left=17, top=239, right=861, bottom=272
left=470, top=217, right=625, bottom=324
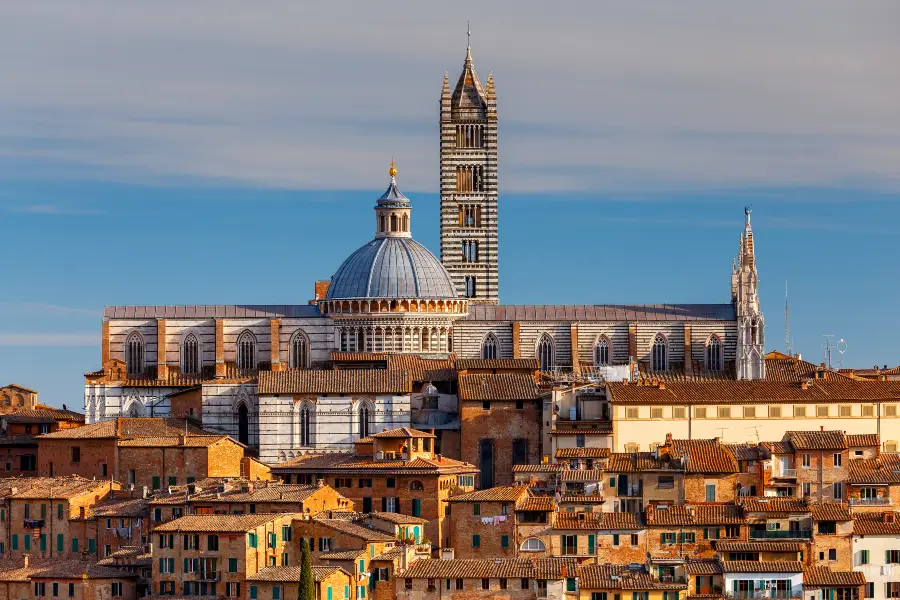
left=607, top=380, right=900, bottom=405
left=786, top=431, right=847, bottom=450
left=810, top=502, right=852, bottom=521
left=454, top=358, right=539, bottom=371
left=400, top=558, right=577, bottom=579
left=685, top=560, right=724, bottom=575
left=458, top=373, right=541, bottom=401
left=645, top=504, right=744, bottom=526
left=312, top=518, right=395, bottom=541
left=847, top=434, right=880, bottom=447
left=2, top=409, right=84, bottom=423
left=370, top=428, right=434, bottom=439
left=560, top=469, right=604, bottom=482
left=90, top=497, right=149, bottom=518
left=366, top=512, right=429, bottom=525
left=763, top=441, right=795, bottom=454
left=555, top=512, right=642, bottom=530
left=259, top=369, right=412, bottom=395
left=607, top=453, right=682, bottom=473
left=737, top=498, right=810, bottom=513
left=726, top=444, right=766, bottom=461
left=37, top=417, right=206, bottom=439
left=673, top=439, right=739, bottom=473
left=764, top=352, right=853, bottom=383
left=247, top=566, right=349, bottom=582
left=448, top=485, right=528, bottom=503
left=840, top=366, right=900, bottom=377
left=0, top=435, right=36, bottom=446
left=803, top=568, right=866, bottom=587
left=105, top=305, right=320, bottom=319
left=716, top=541, right=803, bottom=552
left=516, top=496, right=555, bottom=511
left=722, top=561, right=802, bottom=573
left=851, top=512, right=900, bottom=535
left=272, top=452, right=477, bottom=475
left=0, top=558, right=134, bottom=581
left=512, top=464, right=565, bottom=473
left=465, top=304, right=735, bottom=322
left=96, top=546, right=152, bottom=566
left=329, top=352, right=387, bottom=362
left=149, top=481, right=334, bottom=505
left=551, top=427, right=612, bottom=435
left=371, top=547, right=405, bottom=562
left=117, top=435, right=228, bottom=448
left=0, top=476, right=112, bottom=500
left=558, top=495, right=606, bottom=505
left=555, top=448, right=611, bottom=459
left=578, top=565, right=688, bottom=590
left=153, top=513, right=296, bottom=532
left=318, top=550, right=365, bottom=561
left=386, top=355, right=456, bottom=382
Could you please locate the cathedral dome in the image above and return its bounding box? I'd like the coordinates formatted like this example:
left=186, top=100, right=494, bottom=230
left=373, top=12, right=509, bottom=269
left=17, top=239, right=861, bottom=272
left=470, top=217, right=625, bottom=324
left=326, top=237, right=457, bottom=300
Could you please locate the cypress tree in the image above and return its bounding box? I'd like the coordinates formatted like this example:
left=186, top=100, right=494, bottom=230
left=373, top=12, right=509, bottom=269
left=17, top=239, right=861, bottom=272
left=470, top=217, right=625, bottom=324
left=298, top=538, right=314, bottom=600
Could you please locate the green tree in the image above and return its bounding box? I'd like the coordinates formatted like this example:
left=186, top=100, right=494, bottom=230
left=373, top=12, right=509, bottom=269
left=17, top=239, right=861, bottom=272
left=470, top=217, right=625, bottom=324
left=298, top=538, right=314, bottom=600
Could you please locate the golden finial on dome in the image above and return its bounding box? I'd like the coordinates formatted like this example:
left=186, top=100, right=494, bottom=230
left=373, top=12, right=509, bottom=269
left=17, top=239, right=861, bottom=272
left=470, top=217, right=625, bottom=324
left=388, top=160, right=397, bottom=178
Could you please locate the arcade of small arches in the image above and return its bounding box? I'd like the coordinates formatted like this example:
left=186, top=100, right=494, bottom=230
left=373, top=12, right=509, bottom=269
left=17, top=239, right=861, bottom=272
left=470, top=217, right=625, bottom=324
left=322, top=298, right=467, bottom=316
left=455, top=124, right=485, bottom=149
left=378, top=212, right=410, bottom=235
left=456, top=165, right=485, bottom=193
left=339, top=324, right=452, bottom=353
left=0, top=393, right=27, bottom=408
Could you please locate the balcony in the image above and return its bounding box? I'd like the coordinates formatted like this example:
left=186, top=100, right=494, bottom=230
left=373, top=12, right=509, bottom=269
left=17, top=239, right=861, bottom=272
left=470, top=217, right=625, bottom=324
left=749, top=529, right=811, bottom=540
left=657, top=576, right=688, bottom=584
left=726, top=593, right=800, bottom=600
left=771, top=469, right=797, bottom=479
left=23, top=519, right=45, bottom=529
left=850, top=497, right=892, bottom=506
left=193, top=571, right=220, bottom=582
left=619, top=486, right=643, bottom=498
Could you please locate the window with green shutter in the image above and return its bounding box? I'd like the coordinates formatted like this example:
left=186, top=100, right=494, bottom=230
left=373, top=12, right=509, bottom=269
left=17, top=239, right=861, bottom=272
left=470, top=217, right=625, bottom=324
left=588, top=534, right=596, bottom=555
left=473, top=503, right=480, bottom=516
left=501, top=535, right=509, bottom=548
left=24, top=535, right=30, bottom=551
left=228, top=558, right=238, bottom=572
left=41, top=504, right=46, bottom=519
left=0, top=509, right=4, bottom=521
left=11, top=535, right=17, bottom=550
left=168, top=476, right=176, bottom=487
left=71, top=538, right=78, bottom=552
left=327, top=588, right=332, bottom=600
left=248, top=533, right=257, bottom=548
left=566, top=578, right=577, bottom=592
left=860, top=550, right=869, bottom=565
left=473, top=535, right=480, bottom=548
left=57, top=534, right=63, bottom=553
left=272, top=586, right=280, bottom=600
left=268, top=532, right=276, bottom=548
left=344, top=586, right=349, bottom=598
left=412, top=499, right=421, bottom=517
left=358, top=559, right=365, bottom=573
left=57, top=504, right=63, bottom=519
left=88, top=538, right=95, bottom=553
left=249, top=586, right=257, bottom=600
left=357, top=586, right=366, bottom=599
left=152, top=476, right=160, bottom=490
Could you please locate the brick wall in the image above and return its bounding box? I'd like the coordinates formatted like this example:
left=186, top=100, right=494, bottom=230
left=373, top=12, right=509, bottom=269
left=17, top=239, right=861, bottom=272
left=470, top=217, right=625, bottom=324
left=448, top=500, right=515, bottom=559
left=460, top=399, right=540, bottom=488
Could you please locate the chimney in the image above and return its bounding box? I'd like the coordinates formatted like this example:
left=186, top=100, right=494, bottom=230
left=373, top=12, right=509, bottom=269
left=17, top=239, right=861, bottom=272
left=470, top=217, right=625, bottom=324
left=658, top=381, right=665, bottom=390
left=801, top=381, right=808, bottom=390
left=885, top=513, right=895, bottom=524
left=821, top=426, right=824, bottom=432
left=116, top=417, right=124, bottom=437
left=142, top=486, right=148, bottom=499
left=23, top=554, right=29, bottom=569
left=561, top=565, right=567, bottom=578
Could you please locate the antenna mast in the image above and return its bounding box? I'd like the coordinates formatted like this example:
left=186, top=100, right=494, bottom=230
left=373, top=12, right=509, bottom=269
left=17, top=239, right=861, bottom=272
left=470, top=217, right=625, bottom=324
left=785, top=281, right=790, bottom=355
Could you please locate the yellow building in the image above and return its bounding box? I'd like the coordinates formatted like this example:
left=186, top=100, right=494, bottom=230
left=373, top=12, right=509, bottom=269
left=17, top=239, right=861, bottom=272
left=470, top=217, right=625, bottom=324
left=578, top=564, right=688, bottom=600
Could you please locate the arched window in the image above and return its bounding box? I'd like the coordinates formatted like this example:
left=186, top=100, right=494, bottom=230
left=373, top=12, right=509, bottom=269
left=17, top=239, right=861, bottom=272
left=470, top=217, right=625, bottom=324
left=182, top=333, right=200, bottom=375
left=358, top=403, right=373, bottom=439
left=237, top=403, right=249, bottom=446
left=402, top=214, right=409, bottom=232
left=236, top=331, right=256, bottom=371
left=390, top=214, right=398, bottom=232
left=125, top=332, right=144, bottom=376
left=409, top=480, right=425, bottom=491
left=651, top=334, right=668, bottom=371
left=594, top=337, right=610, bottom=366
left=537, top=334, right=554, bottom=372
left=481, top=334, right=499, bottom=359
left=299, top=403, right=313, bottom=447
left=706, top=335, right=722, bottom=371
left=290, top=331, right=309, bottom=369
left=380, top=215, right=386, bottom=232
left=520, top=538, right=546, bottom=552
left=465, top=277, right=476, bottom=298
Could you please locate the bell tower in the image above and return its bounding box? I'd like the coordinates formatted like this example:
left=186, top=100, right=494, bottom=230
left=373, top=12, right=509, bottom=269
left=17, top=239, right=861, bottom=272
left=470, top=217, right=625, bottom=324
left=439, top=32, right=499, bottom=304
left=733, top=207, right=766, bottom=380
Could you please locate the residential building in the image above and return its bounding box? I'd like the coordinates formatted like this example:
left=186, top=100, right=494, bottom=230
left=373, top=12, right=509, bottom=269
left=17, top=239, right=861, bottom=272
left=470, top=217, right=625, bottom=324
left=578, top=564, right=688, bottom=600
left=0, top=385, right=40, bottom=412
left=0, top=557, right=137, bottom=600
left=803, top=567, right=865, bottom=600
left=446, top=485, right=526, bottom=559
left=722, top=561, right=804, bottom=599
left=851, top=512, right=900, bottom=600
left=246, top=565, right=353, bottom=600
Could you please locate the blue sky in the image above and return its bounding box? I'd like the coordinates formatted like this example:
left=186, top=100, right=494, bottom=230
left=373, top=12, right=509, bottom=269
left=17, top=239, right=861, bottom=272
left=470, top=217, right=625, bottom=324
left=1, top=1, right=899, bottom=407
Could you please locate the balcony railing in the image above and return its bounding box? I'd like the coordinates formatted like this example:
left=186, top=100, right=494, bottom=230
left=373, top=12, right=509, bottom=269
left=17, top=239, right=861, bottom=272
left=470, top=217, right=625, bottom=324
left=726, top=592, right=800, bottom=600
left=619, top=486, right=643, bottom=498
left=749, top=530, right=811, bottom=540
left=658, top=576, right=687, bottom=584
left=772, top=469, right=797, bottom=478
left=850, top=497, right=892, bottom=506
left=193, top=571, right=220, bottom=582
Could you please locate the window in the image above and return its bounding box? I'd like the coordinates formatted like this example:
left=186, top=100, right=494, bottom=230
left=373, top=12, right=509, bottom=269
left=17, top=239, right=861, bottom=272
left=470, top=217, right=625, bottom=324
left=593, top=594, right=609, bottom=600
left=520, top=538, right=546, bottom=552
left=661, top=532, right=676, bottom=545
left=795, top=406, right=807, bottom=417
left=537, top=334, right=554, bottom=372
left=646, top=335, right=666, bottom=371
left=461, top=240, right=479, bottom=263
left=717, top=406, right=731, bottom=418
left=473, top=503, right=480, bottom=516
left=481, top=579, right=490, bottom=590
left=386, top=478, right=396, bottom=488
left=802, top=482, right=812, bottom=496
left=695, top=407, right=707, bottom=419
left=482, top=401, right=490, bottom=411
left=247, top=533, right=258, bottom=548
left=888, top=442, right=900, bottom=453
left=358, top=403, right=372, bottom=439
left=111, top=583, right=122, bottom=598
left=886, top=405, right=898, bottom=417
left=71, top=447, right=80, bottom=463
left=743, top=406, right=756, bottom=418
left=626, top=407, right=639, bottom=419
left=631, top=533, right=639, bottom=545
left=299, top=403, right=313, bottom=446
left=680, top=532, right=696, bottom=544
left=472, top=535, right=480, bottom=548
left=595, top=337, right=610, bottom=366
left=561, top=535, right=578, bottom=555
left=567, top=578, right=577, bottom=593
left=249, top=586, right=257, bottom=600
left=68, top=584, right=74, bottom=598
left=501, top=535, right=509, bottom=548
left=833, top=453, right=843, bottom=467
left=802, top=453, right=811, bottom=467
left=705, top=336, right=722, bottom=371
left=817, top=405, right=829, bottom=417
left=35, top=583, right=46, bottom=597
left=576, top=435, right=585, bottom=448
left=704, top=528, right=721, bottom=540
left=236, top=330, right=256, bottom=370
left=658, top=476, right=674, bottom=489
left=125, top=331, right=144, bottom=375
left=208, top=535, right=219, bottom=551
left=862, top=405, right=875, bottom=417
left=651, top=408, right=663, bottom=419
left=411, top=499, right=422, bottom=517
left=886, top=584, right=900, bottom=599
left=705, top=484, right=716, bottom=502
left=840, top=405, right=852, bottom=417
left=833, top=482, right=844, bottom=499
left=673, top=407, right=685, bottom=419
left=865, top=583, right=874, bottom=599
left=182, top=333, right=200, bottom=375
left=818, top=521, right=837, bottom=535
left=887, top=551, right=900, bottom=564
left=464, top=276, right=476, bottom=298
left=512, top=440, right=528, bottom=466
left=769, top=406, right=782, bottom=418
left=481, top=334, right=499, bottom=359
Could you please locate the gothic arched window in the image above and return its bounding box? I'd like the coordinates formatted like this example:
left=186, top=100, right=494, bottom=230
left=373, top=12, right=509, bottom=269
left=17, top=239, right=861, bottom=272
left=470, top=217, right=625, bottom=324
left=537, top=334, right=554, bottom=372
left=299, top=403, right=313, bottom=447
left=594, top=337, right=610, bottom=366
left=481, top=334, right=499, bottom=360
left=125, top=332, right=144, bottom=376
left=358, top=403, right=373, bottom=439
left=465, top=277, right=476, bottom=298
left=182, top=333, right=200, bottom=375
left=236, top=331, right=257, bottom=371
left=706, top=335, right=722, bottom=371
left=409, top=480, right=425, bottom=491
left=290, top=331, right=309, bottom=369
left=651, top=334, right=668, bottom=371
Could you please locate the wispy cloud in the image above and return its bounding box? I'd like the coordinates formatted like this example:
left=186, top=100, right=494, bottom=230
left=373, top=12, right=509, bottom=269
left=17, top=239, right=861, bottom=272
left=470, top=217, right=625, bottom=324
left=7, top=204, right=100, bottom=215
left=0, top=302, right=100, bottom=318
left=0, top=332, right=97, bottom=347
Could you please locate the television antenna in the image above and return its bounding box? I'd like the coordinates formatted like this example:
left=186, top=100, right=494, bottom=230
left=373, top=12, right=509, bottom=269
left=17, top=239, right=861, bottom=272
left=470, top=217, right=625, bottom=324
left=821, top=335, right=835, bottom=370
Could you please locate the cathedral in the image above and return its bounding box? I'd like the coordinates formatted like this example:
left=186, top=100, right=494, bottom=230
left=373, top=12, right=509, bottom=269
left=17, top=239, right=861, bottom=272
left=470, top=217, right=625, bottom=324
left=83, top=42, right=766, bottom=465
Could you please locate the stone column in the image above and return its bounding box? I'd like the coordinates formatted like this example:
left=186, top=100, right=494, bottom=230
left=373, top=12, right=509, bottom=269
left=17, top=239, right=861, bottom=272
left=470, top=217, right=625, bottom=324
left=512, top=322, right=521, bottom=359
left=156, top=319, right=168, bottom=381
left=101, top=320, right=110, bottom=365
left=270, top=319, right=281, bottom=370
left=683, top=324, right=692, bottom=375
left=215, top=319, right=225, bottom=378
left=570, top=324, right=580, bottom=375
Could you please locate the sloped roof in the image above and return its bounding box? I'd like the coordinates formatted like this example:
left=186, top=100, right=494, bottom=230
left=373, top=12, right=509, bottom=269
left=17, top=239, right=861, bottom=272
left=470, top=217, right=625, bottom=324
left=554, top=512, right=642, bottom=531
left=271, top=452, right=477, bottom=475
left=247, top=566, right=349, bottom=582
left=149, top=482, right=335, bottom=506
left=764, top=352, right=853, bottom=383
left=312, top=518, right=395, bottom=542
left=810, top=502, right=852, bottom=521
left=645, top=504, right=744, bottom=526
left=401, top=558, right=576, bottom=579
left=786, top=431, right=848, bottom=450
left=555, top=448, right=611, bottom=459
left=366, top=512, right=428, bottom=525
left=803, top=568, right=866, bottom=587
left=0, top=476, right=111, bottom=499
left=370, top=428, right=434, bottom=439
left=0, top=558, right=134, bottom=581
left=458, top=373, right=541, bottom=401
left=851, top=512, right=900, bottom=535
left=90, top=497, right=149, bottom=518
left=2, top=408, right=84, bottom=423
left=578, top=565, right=688, bottom=590
left=465, top=304, right=735, bottom=322
left=722, top=561, right=802, bottom=573
left=153, top=514, right=297, bottom=532
left=37, top=417, right=206, bottom=440
left=607, top=380, right=900, bottom=405
left=716, top=541, right=803, bottom=552
left=258, top=370, right=412, bottom=395
left=447, top=485, right=528, bottom=503
left=847, top=434, right=880, bottom=447
left=673, top=439, right=740, bottom=473
left=737, top=497, right=810, bottom=513
left=104, top=305, right=320, bottom=319
left=455, top=358, right=539, bottom=371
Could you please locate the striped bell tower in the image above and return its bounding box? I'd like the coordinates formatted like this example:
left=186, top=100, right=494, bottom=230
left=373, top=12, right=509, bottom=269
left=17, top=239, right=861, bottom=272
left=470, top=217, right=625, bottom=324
left=439, top=38, right=499, bottom=304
